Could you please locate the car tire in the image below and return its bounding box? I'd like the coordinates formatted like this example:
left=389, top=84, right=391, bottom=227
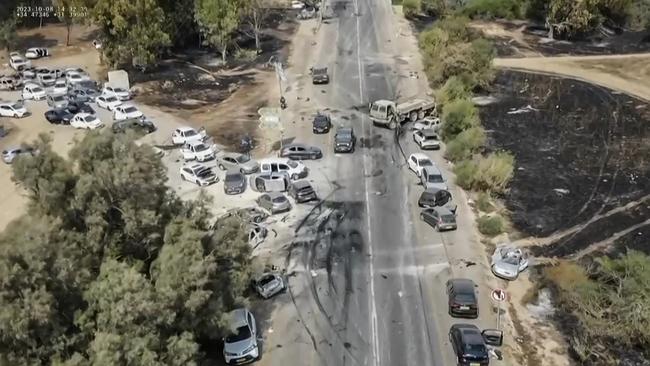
left=218, top=164, right=225, bottom=170
left=240, top=168, right=245, bottom=174
left=291, top=174, right=298, bottom=180
left=388, top=120, right=397, bottom=130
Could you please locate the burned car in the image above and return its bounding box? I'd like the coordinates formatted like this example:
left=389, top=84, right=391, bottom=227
left=252, top=273, right=286, bottom=299
left=491, top=245, right=530, bottom=280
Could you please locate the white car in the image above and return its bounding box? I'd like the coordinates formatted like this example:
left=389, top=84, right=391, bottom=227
left=22, top=83, right=46, bottom=100
left=491, top=245, right=530, bottom=281
left=9, top=55, right=30, bottom=70
left=291, top=0, right=305, bottom=8
left=407, top=153, right=434, bottom=177
left=113, top=104, right=143, bottom=121
left=0, top=102, right=28, bottom=118
left=413, top=129, right=441, bottom=150
left=71, top=113, right=104, bottom=130
left=95, top=95, right=122, bottom=111
left=180, top=164, right=219, bottom=186
left=413, top=116, right=442, bottom=131
left=25, top=47, right=50, bottom=59
left=171, top=126, right=207, bottom=145
left=258, top=158, right=308, bottom=180
left=102, top=85, right=131, bottom=101
left=65, top=71, right=87, bottom=85
left=51, top=79, right=68, bottom=95
left=181, top=141, right=216, bottom=162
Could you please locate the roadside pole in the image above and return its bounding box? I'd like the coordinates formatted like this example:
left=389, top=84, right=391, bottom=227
left=491, top=288, right=506, bottom=330
left=274, top=61, right=287, bottom=151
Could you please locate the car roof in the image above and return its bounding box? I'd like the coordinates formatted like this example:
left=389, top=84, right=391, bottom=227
left=75, top=112, right=91, bottom=117
left=410, top=153, right=430, bottom=161
left=226, top=168, right=243, bottom=175
left=292, top=180, right=311, bottom=189
left=187, top=163, right=207, bottom=170
left=222, top=152, right=242, bottom=159
left=449, top=278, right=475, bottom=292
left=432, top=206, right=453, bottom=215
left=259, top=158, right=293, bottom=164
left=266, top=191, right=285, bottom=199
left=421, top=129, right=438, bottom=137
left=284, top=143, right=307, bottom=148
left=228, top=308, right=248, bottom=328
left=177, top=126, right=196, bottom=132
left=336, top=127, right=352, bottom=133
left=421, top=165, right=441, bottom=174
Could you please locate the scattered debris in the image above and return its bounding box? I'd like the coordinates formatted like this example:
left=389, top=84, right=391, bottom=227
left=381, top=274, right=388, bottom=279
left=311, top=270, right=317, bottom=277
left=507, top=104, right=539, bottom=114
left=553, top=188, right=570, bottom=195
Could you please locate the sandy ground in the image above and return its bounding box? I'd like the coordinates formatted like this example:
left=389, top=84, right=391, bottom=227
left=494, top=53, right=650, bottom=102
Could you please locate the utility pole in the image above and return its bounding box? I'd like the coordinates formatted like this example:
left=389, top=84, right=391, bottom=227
left=274, top=60, right=287, bottom=151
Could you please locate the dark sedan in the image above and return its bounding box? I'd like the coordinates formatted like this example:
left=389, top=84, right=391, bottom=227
left=449, top=324, right=490, bottom=366
left=311, top=67, right=329, bottom=84
left=67, top=101, right=95, bottom=115
left=112, top=117, right=157, bottom=134
left=279, top=143, right=322, bottom=160
left=446, top=279, right=479, bottom=318
left=312, top=113, right=332, bottom=134
left=44, top=108, right=73, bottom=124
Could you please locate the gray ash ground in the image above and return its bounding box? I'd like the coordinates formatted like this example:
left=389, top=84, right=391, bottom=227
left=480, top=71, right=650, bottom=257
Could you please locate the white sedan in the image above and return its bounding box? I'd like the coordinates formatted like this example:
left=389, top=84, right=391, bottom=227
left=25, top=47, right=50, bottom=59
left=22, top=84, right=46, bottom=100
left=0, top=102, right=28, bottom=118
left=113, top=104, right=143, bottom=121
left=172, top=126, right=207, bottom=145
left=51, top=79, right=68, bottom=95
left=102, top=85, right=131, bottom=101
left=413, top=129, right=441, bottom=150
left=9, top=55, right=30, bottom=70
left=71, top=113, right=104, bottom=130
left=180, top=164, right=219, bottom=186
left=181, top=142, right=216, bottom=162
left=95, top=95, right=122, bottom=111
left=407, top=153, right=434, bottom=177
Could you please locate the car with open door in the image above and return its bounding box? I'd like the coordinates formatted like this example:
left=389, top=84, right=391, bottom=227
left=449, top=324, right=503, bottom=366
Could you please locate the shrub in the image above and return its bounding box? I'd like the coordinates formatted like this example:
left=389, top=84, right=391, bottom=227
left=436, top=76, right=472, bottom=106
left=453, top=152, right=515, bottom=193
left=453, top=159, right=478, bottom=190
left=421, top=0, right=447, bottom=16
left=445, top=126, right=486, bottom=161
left=435, top=15, right=473, bottom=41
left=234, top=48, right=258, bottom=62
left=477, top=214, right=505, bottom=236
left=461, top=0, right=523, bottom=19
left=465, top=38, right=496, bottom=89
left=440, top=98, right=479, bottom=140
left=476, top=191, right=495, bottom=212
left=403, top=0, right=421, bottom=17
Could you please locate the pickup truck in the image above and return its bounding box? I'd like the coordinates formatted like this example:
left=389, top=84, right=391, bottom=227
left=368, top=97, right=436, bottom=129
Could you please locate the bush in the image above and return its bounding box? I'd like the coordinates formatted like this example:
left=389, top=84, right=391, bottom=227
left=453, top=152, right=515, bottom=193
left=403, top=0, right=421, bottom=17
left=422, top=36, right=495, bottom=89
left=421, top=0, right=447, bottom=16
left=477, top=214, right=505, bottom=236
left=476, top=191, right=495, bottom=212
left=445, top=126, right=486, bottom=161
left=435, top=16, right=473, bottom=41
left=440, top=98, right=479, bottom=140
left=436, top=76, right=472, bottom=106
left=234, top=48, right=258, bottom=62
left=461, top=0, right=523, bottom=19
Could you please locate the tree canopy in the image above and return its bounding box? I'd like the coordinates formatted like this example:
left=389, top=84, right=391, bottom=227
left=0, top=132, right=253, bottom=364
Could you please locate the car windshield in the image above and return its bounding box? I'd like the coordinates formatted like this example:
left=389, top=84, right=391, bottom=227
left=236, top=154, right=250, bottom=163
left=313, top=68, right=326, bottom=75
left=53, top=95, right=65, bottom=101
left=184, top=130, right=197, bottom=137
left=287, top=161, right=299, bottom=168
left=502, top=254, right=520, bottom=265
left=225, top=325, right=251, bottom=343
left=226, top=173, right=243, bottom=182
left=314, top=115, right=329, bottom=126
left=193, top=144, right=208, bottom=152
left=105, top=96, right=117, bottom=102
left=419, top=159, right=433, bottom=166
left=424, top=135, right=438, bottom=141
left=441, top=214, right=455, bottom=223
left=70, top=74, right=81, bottom=79
left=124, top=106, right=137, bottom=113
left=11, top=103, right=23, bottom=109
left=455, top=293, right=475, bottom=302
left=196, top=168, right=213, bottom=177
left=33, top=87, right=44, bottom=93
left=428, top=174, right=443, bottom=183
left=43, top=75, right=54, bottom=80
left=83, top=115, right=95, bottom=122
left=114, top=88, right=126, bottom=93
left=464, top=343, right=486, bottom=354
left=259, top=275, right=276, bottom=286
left=272, top=196, right=286, bottom=203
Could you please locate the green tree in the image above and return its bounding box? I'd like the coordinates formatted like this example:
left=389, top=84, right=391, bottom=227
left=421, top=0, right=447, bottom=16
left=403, top=0, right=421, bottom=17
left=440, top=98, right=479, bottom=140
left=241, top=0, right=270, bottom=52
left=52, top=0, right=86, bottom=46
left=159, top=0, right=199, bottom=47
left=0, top=16, right=17, bottom=52
left=92, top=0, right=171, bottom=68
left=195, top=0, right=242, bottom=62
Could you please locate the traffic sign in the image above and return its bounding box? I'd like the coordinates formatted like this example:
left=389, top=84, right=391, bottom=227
left=491, top=288, right=506, bottom=302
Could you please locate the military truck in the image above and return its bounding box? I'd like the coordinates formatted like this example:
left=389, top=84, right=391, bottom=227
left=368, top=97, right=436, bottom=129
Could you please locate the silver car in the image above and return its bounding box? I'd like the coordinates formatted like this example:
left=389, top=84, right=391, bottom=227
left=217, top=152, right=259, bottom=174
left=491, top=245, right=530, bottom=280
left=223, top=308, right=259, bottom=364
left=253, top=273, right=286, bottom=299
left=47, top=93, right=68, bottom=109
left=224, top=168, right=247, bottom=195
left=420, top=165, right=448, bottom=191
left=420, top=206, right=457, bottom=231
left=257, top=192, right=291, bottom=214
left=2, top=146, right=34, bottom=164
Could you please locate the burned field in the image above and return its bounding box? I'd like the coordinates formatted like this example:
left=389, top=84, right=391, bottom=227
left=480, top=71, right=650, bottom=257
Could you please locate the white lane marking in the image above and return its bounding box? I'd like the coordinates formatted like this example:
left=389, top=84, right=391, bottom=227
left=353, top=0, right=380, bottom=365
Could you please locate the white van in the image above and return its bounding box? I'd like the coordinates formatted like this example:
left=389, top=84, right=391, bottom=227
left=258, top=158, right=308, bottom=180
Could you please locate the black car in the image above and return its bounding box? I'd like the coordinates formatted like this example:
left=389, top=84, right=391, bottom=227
left=288, top=180, right=317, bottom=203
left=446, top=279, right=479, bottom=318
left=334, top=127, right=356, bottom=153
left=66, top=101, right=95, bottom=115
left=449, top=324, right=490, bottom=366
left=418, top=188, right=457, bottom=213
left=112, top=117, right=156, bottom=134
left=312, top=113, right=332, bottom=134
left=311, top=67, right=329, bottom=84
left=279, top=143, right=322, bottom=160
left=44, top=108, right=74, bottom=124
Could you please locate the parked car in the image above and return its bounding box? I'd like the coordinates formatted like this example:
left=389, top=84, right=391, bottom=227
left=334, top=127, right=356, bottom=153
left=407, top=153, right=434, bottom=177
left=446, top=279, right=479, bottom=318
left=259, top=158, right=308, bottom=180
left=113, top=104, right=143, bottom=121
left=66, top=101, right=95, bottom=115
left=490, top=245, right=530, bottom=280
left=179, top=164, right=219, bottom=186
left=112, top=117, right=156, bottom=134
left=252, top=273, right=286, bottom=299
left=0, top=101, right=28, bottom=118
left=279, top=143, right=322, bottom=160
left=52, top=79, right=68, bottom=95
left=70, top=113, right=103, bottom=129
left=102, top=85, right=131, bottom=101
left=0, top=75, right=20, bottom=90
left=222, top=207, right=269, bottom=224
left=69, top=87, right=100, bottom=102
left=448, top=324, right=491, bottom=366
left=420, top=165, right=448, bottom=191
left=311, top=66, right=329, bottom=84
left=217, top=152, right=259, bottom=174
left=9, top=55, right=30, bottom=70
left=291, top=0, right=305, bottom=9
left=95, top=95, right=122, bottom=111
left=180, top=141, right=215, bottom=162
left=47, top=93, right=69, bottom=109
left=420, top=206, right=457, bottom=231
left=44, top=108, right=74, bottom=124
left=37, top=73, right=56, bottom=87
left=252, top=172, right=290, bottom=192
left=418, top=188, right=457, bottom=214
left=224, top=168, right=247, bottom=195
left=312, top=113, right=332, bottom=133
left=65, top=71, right=86, bottom=85
left=288, top=180, right=317, bottom=203
left=22, top=83, right=46, bottom=100
left=25, top=47, right=50, bottom=59
left=171, top=126, right=207, bottom=145
left=2, top=146, right=34, bottom=164
left=223, top=308, right=259, bottom=364
left=257, top=192, right=291, bottom=214
left=17, top=65, right=36, bottom=79
left=413, top=128, right=441, bottom=150
left=413, top=116, right=442, bottom=131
